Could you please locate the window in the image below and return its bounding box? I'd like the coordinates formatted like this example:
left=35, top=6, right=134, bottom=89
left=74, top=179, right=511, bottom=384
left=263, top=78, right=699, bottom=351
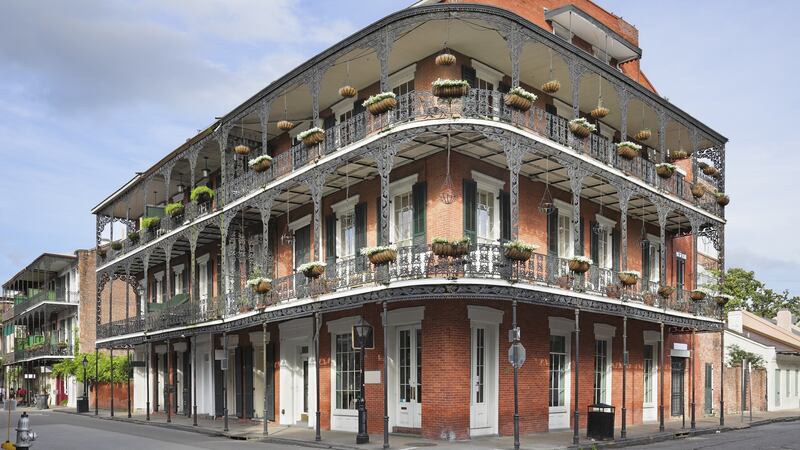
left=475, top=328, right=485, bottom=403
left=698, top=236, right=719, bottom=259
left=338, top=212, right=356, bottom=259
left=776, top=369, right=781, bottom=406
left=558, top=214, right=572, bottom=258
left=787, top=370, right=791, bottom=399
left=647, top=237, right=660, bottom=283
left=550, top=335, right=567, bottom=407
left=594, top=340, right=609, bottom=404
left=644, top=344, right=654, bottom=404
left=595, top=216, right=615, bottom=269
left=394, top=192, right=413, bottom=245
left=476, top=189, right=495, bottom=243
left=154, top=271, right=164, bottom=303
left=335, top=333, right=361, bottom=410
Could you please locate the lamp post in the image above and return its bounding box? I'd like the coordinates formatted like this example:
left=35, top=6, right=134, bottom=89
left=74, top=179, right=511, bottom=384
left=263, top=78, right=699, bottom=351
left=353, top=322, right=373, bottom=445
left=82, top=356, right=88, bottom=400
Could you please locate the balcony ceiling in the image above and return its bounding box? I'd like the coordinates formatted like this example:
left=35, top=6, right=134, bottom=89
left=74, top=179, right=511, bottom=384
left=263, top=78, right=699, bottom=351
left=3, top=253, right=75, bottom=289
left=545, top=5, right=641, bottom=62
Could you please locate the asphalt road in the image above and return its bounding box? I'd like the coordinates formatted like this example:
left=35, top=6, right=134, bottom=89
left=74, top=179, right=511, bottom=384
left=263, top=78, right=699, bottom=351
left=625, top=420, right=800, bottom=450
left=0, top=409, right=304, bottom=450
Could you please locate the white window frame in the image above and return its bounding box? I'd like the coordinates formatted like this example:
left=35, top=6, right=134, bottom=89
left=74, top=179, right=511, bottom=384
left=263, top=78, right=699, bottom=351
left=173, top=264, right=185, bottom=295
left=595, top=214, right=616, bottom=269
left=554, top=199, right=574, bottom=258
left=647, top=233, right=660, bottom=283
left=153, top=271, right=164, bottom=303
left=388, top=174, right=418, bottom=246
left=197, top=254, right=210, bottom=303
left=328, top=315, right=365, bottom=431
left=472, top=171, right=504, bottom=243
left=289, top=214, right=312, bottom=270
left=643, top=330, right=661, bottom=414
left=548, top=317, right=574, bottom=429
left=593, top=324, right=615, bottom=405
left=331, top=195, right=360, bottom=259
left=388, top=64, right=416, bottom=90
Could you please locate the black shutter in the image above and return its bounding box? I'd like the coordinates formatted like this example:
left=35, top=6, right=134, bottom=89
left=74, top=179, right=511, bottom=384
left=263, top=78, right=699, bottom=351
left=545, top=103, right=558, bottom=115
left=589, top=221, right=599, bottom=263
left=612, top=228, right=621, bottom=272
left=579, top=216, right=585, bottom=256
left=547, top=208, right=559, bottom=256
left=677, top=258, right=685, bottom=289
left=376, top=196, right=383, bottom=246
left=322, top=114, right=336, bottom=131
left=353, top=99, right=365, bottom=116
left=325, top=214, right=336, bottom=266
left=462, top=65, right=477, bottom=88
left=642, top=244, right=651, bottom=284
left=498, top=81, right=511, bottom=94
left=214, top=358, right=224, bottom=417
left=295, top=226, right=310, bottom=267
left=499, top=191, right=511, bottom=242
left=412, top=182, right=426, bottom=245
left=355, top=202, right=367, bottom=270
left=463, top=179, right=477, bottom=243
left=243, top=346, right=254, bottom=419
left=234, top=347, right=243, bottom=417
left=266, top=342, right=275, bottom=421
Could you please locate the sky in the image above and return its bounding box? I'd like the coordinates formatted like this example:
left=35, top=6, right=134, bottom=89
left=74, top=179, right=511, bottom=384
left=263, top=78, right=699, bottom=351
left=1, top=1, right=797, bottom=295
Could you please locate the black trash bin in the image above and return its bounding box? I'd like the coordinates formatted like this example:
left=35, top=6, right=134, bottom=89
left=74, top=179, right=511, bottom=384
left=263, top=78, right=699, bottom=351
left=587, top=403, right=615, bottom=440
left=76, top=396, right=89, bottom=413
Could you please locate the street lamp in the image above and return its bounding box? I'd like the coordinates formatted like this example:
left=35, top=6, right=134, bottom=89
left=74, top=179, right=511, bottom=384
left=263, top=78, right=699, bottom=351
left=352, top=322, right=374, bottom=445
left=82, top=355, right=88, bottom=399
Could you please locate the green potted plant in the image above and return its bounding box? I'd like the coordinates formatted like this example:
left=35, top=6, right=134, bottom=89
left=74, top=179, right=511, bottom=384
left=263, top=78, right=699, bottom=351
left=110, top=241, right=123, bottom=251
left=247, top=268, right=272, bottom=294
left=691, top=184, right=706, bottom=199
left=190, top=185, right=215, bottom=203
left=297, top=127, right=325, bottom=146
left=568, top=118, right=596, bottom=139
left=616, top=141, right=641, bottom=160
left=431, top=79, right=470, bottom=98
left=504, top=87, right=537, bottom=112
left=360, top=245, right=398, bottom=266
left=96, top=246, right=107, bottom=259
left=140, top=216, right=161, bottom=231
left=618, top=270, right=640, bottom=286
left=669, top=149, right=690, bottom=161
left=715, top=293, right=733, bottom=306
left=715, top=191, right=730, bottom=206
left=656, top=163, right=676, bottom=179
left=248, top=154, right=273, bottom=173
left=299, top=261, right=326, bottom=279
left=363, top=92, right=397, bottom=116
left=502, top=240, right=537, bottom=262
left=165, top=202, right=184, bottom=218
left=128, top=230, right=140, bottom=244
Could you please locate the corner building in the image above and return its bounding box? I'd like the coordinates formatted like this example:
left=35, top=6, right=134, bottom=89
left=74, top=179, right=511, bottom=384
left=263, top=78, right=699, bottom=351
left=92, top=0, right=729, bottom=441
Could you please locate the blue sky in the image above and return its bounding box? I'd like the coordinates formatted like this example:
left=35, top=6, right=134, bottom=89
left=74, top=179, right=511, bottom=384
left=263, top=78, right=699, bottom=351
left=1, top=1, right=797, bottom=294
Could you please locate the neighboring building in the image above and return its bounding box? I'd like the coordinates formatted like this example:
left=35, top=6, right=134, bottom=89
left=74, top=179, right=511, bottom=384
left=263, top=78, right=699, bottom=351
left=92, top=0, right=728, bottom=440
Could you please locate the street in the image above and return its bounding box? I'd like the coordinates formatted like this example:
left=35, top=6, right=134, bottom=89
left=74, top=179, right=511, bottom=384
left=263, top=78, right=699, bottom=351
left=624, top=420, right=800, bottom=450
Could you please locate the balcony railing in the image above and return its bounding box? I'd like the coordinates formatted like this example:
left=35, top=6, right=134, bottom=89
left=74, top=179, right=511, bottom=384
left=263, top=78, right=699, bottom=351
left=14, top=342, right=73, bottom=361
left=97, top=243, right=720, bottom=339
left=12, top=290, right=79, bottom=317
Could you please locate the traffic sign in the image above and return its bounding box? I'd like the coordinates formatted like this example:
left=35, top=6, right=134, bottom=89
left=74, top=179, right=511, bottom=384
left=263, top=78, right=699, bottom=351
left=508, top=342, right=526, bottom=369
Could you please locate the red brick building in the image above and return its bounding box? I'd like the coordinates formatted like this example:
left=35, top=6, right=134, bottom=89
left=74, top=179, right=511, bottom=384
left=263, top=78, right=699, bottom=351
left=92, top=0, right=728, bottom=442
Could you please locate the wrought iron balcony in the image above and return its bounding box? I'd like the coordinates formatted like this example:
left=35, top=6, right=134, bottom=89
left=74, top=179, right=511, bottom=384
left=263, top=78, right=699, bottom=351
left=97, top=243, right=719, bottom=339
left=12, top=290, right=79, bottom=317
left=13, top=342, right=73, bottom=361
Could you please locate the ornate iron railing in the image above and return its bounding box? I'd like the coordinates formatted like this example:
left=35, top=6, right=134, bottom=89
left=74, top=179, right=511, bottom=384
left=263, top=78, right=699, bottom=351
left=12, top=290, right=80, bottom=317
left=97, top=243, right=721, bottom=339
left=14, top=343, right=73, bottom=361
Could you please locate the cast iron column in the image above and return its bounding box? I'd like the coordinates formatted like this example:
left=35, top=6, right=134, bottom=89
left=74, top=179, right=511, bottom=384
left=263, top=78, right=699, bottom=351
left=166, top=339, right=172, bottom=423
left=110, top=347, right=114, bottom=417
left=621, top=316, right=628, bottom=439
left=691, top=328, right=696, bottom=430
left=315, top=313, right=321, bottom=441
left=95, top=347, right=99, bottom=416
left=193, top=334, right=198, bottom=426
left=659, top=322, right=665, bottom=432
left=573, top=309, right=580, bottom=445
left=512, top=300, right=520, bottom=450
left=263, top=323, right=268, bottom=435
left=146, top=342, right=151, bottom=421
left=720, top=329, right=725, bottom=427
left=356, top=332, right=369, bottom=444
left=383, top=302, right=389, bottom=449
left=127, top=347, right=132, bottom=418
left=223, top=332, right=229, bottom=432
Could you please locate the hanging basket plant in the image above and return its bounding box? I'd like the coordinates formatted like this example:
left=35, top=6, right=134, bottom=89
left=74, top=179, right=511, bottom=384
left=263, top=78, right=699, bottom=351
left=715, top=192, right=730, bottom=206
left=656, top=163, right=676, bottom=179
left=690, top=289, right=707, bottom=301
left=190, top=185, right=215, bottom=203
left=541, top=80, right=561, bottom=94
left=431, top=79, right=470, bottom=99
left=298, top=127, right=325, bottom=146
left=361, top=245, right=398, bottom=266
left=568, top=256, right=592, bottom=273
left=432, top=237, right=470, bottom=258
left=669, top=149, right=690, bottom=161
left=657, top=285, right=675, bottom=299
left=248, top=155, right=273, bottom=173
left=691, top=184, right=706, bottom=199
left=715, top=294, right=732, bottom=306
left=338, top=85, right=357, bottom=98
left=634, top=129, right=652, bottom=141
left=299, top=261, right=326, bottom=279
left=618, top=270, right=640, bottom=286
left=277, top=120, right=295, bottom=131
left=111, top=241, right=123, bottom=251
left=503, top=240, right=537, bottom=262
left=703, top=165, right=720, bottom=177
left=616, top=141, right=642, bottom=160
left=165, top=202, right=185, bottom=218
left=568, top=118, right=596, bottom=139
left=128, top=230, right=140, bottom=244
left=234, top=144, right=251, bottom=155
left=363, top=92, right=397, bottom=116
left=435, top=51, right=456, bottom=66
left=247, top=277, right=272, bottom=294
left=504, top=87, right=537, bottom=112
left=590, top=104, right=609, bottom=119
left=141, top=216, right=161, bottom=230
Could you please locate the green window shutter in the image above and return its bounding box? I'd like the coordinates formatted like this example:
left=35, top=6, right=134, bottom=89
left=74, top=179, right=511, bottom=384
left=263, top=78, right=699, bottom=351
left=612, top=228, right=621, bottom=272
left=498, top=81, right=511, bottom=94
left=412, top=182, right=427, bottom=245
left=463, top=179, right=477, bottom=243
left=579, top=216, right=585, bottom=257
left=642, top=244, right=651, bottom=283
left=355, top=202, right=367, bottom=270
left=325, top=214, right=336, bottom=266
left=547, top=208, right=558, bottom=256
left=499, top=191, right=511, bottom=242
left=589, top=221, right=599, bottom=263
left=376, top=196, right=383, bottom=246
left=461, top=65, right=477, bottom=88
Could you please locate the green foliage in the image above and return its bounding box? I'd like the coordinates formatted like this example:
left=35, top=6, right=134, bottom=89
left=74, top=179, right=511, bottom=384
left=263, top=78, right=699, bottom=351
left=165, top=202, right=184, bottom=217
left=52, top=352, right=131, bottom=384
left=727, top=344, right=765, bottom=369
left=705, top=268, right=800, bottom=318
left=140, top=216, right=161, bottom=230
left=190, top=185, right=215, bottom=202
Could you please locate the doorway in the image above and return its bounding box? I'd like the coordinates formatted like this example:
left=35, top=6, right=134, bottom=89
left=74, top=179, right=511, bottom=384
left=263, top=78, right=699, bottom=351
left=396, top=326, right=422, bottom=429
left=470, top=324, right=498, bottom=435
left=671, top=357, right=685, bottom=417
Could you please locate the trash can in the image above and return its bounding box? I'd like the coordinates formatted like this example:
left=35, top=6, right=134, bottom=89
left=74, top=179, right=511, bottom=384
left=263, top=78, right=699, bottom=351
left=35, top=394, right=49, bottom=410
left=587, top=403, right=615, bottom=440
left=76, top=396, right=89, bottom=413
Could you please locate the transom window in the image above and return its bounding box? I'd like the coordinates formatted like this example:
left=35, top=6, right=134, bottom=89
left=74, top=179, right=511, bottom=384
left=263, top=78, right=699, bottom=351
left=335, top=333, right=361, bottom=410
left=549, top=335, right=567, bottom=407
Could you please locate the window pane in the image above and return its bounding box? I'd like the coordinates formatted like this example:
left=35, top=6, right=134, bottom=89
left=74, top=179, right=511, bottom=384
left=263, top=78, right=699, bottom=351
left=550, top=335, right=566, bottom=407
left=335, top=333, right=362, bottom=410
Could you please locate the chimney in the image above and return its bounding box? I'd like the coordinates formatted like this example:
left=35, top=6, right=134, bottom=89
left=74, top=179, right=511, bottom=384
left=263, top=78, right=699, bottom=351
left=776, top=309, right=794, bottom=330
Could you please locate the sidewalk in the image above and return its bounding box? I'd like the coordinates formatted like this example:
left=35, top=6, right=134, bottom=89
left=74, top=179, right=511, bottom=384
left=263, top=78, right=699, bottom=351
left=55, top=407, right=800, bottom=450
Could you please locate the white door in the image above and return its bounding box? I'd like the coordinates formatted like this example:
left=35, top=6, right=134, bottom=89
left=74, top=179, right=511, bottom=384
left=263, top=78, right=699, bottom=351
left=294, top=346, right=311, bottom=424
left=470, top=326, right=490, bottom=433
left=396, top=327, right=422, bottom=429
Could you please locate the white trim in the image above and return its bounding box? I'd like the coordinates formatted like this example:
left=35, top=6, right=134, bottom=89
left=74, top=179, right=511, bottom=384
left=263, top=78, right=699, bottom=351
left=330, top=195, right=360, bottom=216
left=471, top=170, right=505, bottom=192
left=279, top=317, right=313, bottom=338
left=471, top=59, right=505, bottom=87
left=388, top=174, right=418, bottom=195
left=173, top=264, right=185, bottom=275
left=389, top=64, right=416, bottom=89
left=331, top=97, right=354, bottom=121
left=646, top=233, right=660, bottom=245
left=326, top=315, right=363, bottom=335
left=553, top=198, right=572, bottom=214
left=383, top=306, right=425, bottom=326
left=594, top=323, right=616, bottom=339
left=595, top=214, right=616, bottom=229
left=467, top=305, right=504, bottom=325
left=289, top=121, right=311, bottom=139
left=549, top=316, right=575, bottom=334
left=154, top=271, right=164, bottom=281
left=288, top=214, right=311, bottom=231
left=197, top=253, right=210, bottom=266
left=329, top=315, right=365, bottom=432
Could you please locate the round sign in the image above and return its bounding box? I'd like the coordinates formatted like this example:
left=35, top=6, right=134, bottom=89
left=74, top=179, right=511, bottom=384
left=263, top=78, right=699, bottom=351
left=508, top=342, right=526, bottom=368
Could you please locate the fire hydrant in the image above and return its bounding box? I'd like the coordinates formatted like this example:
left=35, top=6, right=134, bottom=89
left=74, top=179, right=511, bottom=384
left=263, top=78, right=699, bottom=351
left=14, top=412, right=36, bottom=449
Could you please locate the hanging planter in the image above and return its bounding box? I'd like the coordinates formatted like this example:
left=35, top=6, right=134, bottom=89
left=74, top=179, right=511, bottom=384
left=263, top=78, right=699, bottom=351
left=568, top=256, right=592, bottom=273
left=715, top=294, right=732, bottom=306
left=190, top=185, right=215, bottom=203
left=165, top=202, right=184, bottom=218
left=363, top=92, right=397, bottom=116
left=432, top=79, right=470, bottom=99
left=96, top=246, right=107, bottom=259
left=568, top=118, right=596, bottom=139
left=141, top=216, right=161, bottom=230
left=234, top=144, right=251, bottom=155
left=703, top=165, right=720, bottom=177
left=432, top=237, right=470, bottom=257
left=277, top=120, right=295, bottom=131
left=111, top=241, right=123, bottom=251
left=715, top=192, right=730, bottom=206
left=299, top=261, right=326, bottom=279
left=128, top=230, right=140, bottom=244
left=247, top=277, right=272, bottom=294
left=634, top=129, right=652, bottom=141
left=618, top=270, right=640, bottom=286
left=541, top=80, right=561, bottom=94
left=691, top=184, right=706, bottom=199
left=656, top=163, right=676, bottom=179
left=669, top=149, right=690, bottom=161
left=298, top=127, right=325, bottom=146
left=657, top=285, right=675, bottom=299
left=361, top=245, right=398, bottom=266
left=503, top=240, right=537, bottom=262
left=616, top=141, right=642, bottom=160
left=435, top=51, right=456, bottom=66
left=690, top=289, right=707, bottom=301
left=504, top=87, right=537, bottom=112
left=248, top=155, right=273, bottom=173
left=590, top=105, right=609, bottom=119
left=338, top=85, right=357, bottom=98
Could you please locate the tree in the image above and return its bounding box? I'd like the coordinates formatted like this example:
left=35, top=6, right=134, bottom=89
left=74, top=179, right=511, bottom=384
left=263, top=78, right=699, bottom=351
left=727, top=344, right=765, bottom=369
left=705, top=268, right=800, bottom=319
